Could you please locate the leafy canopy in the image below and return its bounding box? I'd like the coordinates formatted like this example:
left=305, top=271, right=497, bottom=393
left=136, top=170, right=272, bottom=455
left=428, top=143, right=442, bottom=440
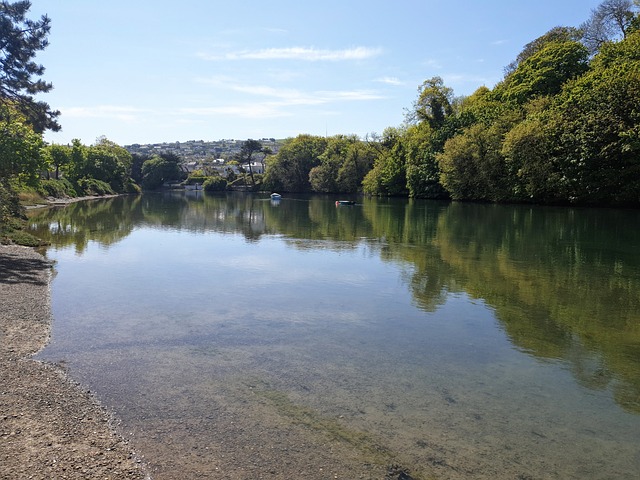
left=0, top=0, right=59, bottom=132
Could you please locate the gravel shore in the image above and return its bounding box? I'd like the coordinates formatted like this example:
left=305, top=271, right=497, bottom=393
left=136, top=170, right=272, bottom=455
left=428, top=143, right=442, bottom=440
left=0, top=244, right=149, bottom=480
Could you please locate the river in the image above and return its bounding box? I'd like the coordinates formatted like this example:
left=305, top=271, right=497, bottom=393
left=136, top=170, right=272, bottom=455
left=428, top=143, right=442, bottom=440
left=28, top=193, right=640, bottom=480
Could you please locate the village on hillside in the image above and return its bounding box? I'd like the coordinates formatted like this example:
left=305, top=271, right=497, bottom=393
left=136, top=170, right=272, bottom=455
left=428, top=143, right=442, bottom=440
left=124, top=138, right=282, bottom=177
left=125, top=138, right=279, bottom=162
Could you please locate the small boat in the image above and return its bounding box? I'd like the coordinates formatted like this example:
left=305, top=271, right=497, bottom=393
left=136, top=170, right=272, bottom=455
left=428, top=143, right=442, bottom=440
left=335, top=200, right=356, bottom=206
left=270, top=192, right=282, bottom=200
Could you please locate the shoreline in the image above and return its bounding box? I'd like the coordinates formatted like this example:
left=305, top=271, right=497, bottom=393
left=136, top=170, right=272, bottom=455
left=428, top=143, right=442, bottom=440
left=0, top=244, right=149, bottom=479
left=25, top=194, right=123, bottom=210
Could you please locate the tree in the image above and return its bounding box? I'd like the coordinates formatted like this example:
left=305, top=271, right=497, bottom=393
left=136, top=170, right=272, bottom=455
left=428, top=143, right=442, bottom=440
left=0, top=1, right=60, bottom=132
left=309, top=135, right=358, bottom=193
left=66, top=138, right=87, bottom=181
left=581, top=0, right=638, bottom=54
left=141, top=154, right=183, bottom=190
left=0, top=103, right=43, bottom=183
left=496, top=40, right=589, bottom=103
left=237, top=139, right=263, bottom=186
left=501, top=113, right=561, bottom=202
left=408, top=77, right=454, bottom=129
left=44, top=143, right=70, bottom=179
left=263, top=135, right=327, bottom=192
left=437, top=117, right=518, bottom=202
left=203, top=175, right=227, bottom=193
left=404, top=122, right=448, bottom=199
left=259, top=146, right=272, bottom=174
left=336, top=141, right=377, bottom=193
left=504, top=26, right=583, bottom=76
left=362, top=127, right=408, bottom=196
left=547, top=30, right=640, bottom=204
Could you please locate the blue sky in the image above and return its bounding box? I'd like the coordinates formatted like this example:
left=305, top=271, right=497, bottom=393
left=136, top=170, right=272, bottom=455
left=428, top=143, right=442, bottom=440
left=31, top=0, right=603, bottom=146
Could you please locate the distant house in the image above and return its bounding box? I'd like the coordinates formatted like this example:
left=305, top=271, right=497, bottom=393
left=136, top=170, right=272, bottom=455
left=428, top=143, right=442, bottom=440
left=242, top=161, right=265, bottom=175
left=184, top=161, right=199, bottom=173
left=212, top=164, right=241, bottom=178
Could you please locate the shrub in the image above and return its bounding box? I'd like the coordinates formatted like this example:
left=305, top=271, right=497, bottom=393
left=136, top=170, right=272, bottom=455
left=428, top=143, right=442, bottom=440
left=76, top=178, right=115, bottom=196
left=39, top=178, right=78, bottom=198
left=0, top=178, right=22, bottom=223
left=203, top=176, right=227, bottom=192
left=184, top=174, right=207, bottom=185
left=122, top=178, right=142, bottom=194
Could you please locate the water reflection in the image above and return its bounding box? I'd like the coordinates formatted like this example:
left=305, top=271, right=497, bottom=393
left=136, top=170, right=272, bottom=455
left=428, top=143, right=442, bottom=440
left=28, top=194, right=640, bottom=416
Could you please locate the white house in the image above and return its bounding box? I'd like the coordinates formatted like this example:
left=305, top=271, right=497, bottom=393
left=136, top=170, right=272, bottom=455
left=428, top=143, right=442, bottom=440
left=242, top=161, right=265, bottom=174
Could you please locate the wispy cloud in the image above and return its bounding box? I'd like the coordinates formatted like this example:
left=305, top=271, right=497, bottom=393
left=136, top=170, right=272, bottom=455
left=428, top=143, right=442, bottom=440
left=423, top=58, right=443, bottom=69
left=375, top=76, right=404, bottom=86
left=185, top=77, right=385, bottom=119
left=197, top=76, right=384, bottom=105
left=61, top=106, right=145, bottom=122
left=198, top=46, right=383, bottom=61
left=179, top=105, right=290, bottom=119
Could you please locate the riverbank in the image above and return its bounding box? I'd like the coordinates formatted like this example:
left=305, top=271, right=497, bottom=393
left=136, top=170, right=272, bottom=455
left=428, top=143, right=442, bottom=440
left=0, top=244, right=149, bottom=479
left=25, top=193, right=123, bottom=210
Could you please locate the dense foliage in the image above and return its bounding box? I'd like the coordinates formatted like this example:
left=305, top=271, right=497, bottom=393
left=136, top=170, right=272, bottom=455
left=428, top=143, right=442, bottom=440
left=359, top=1, right=640, bottom=206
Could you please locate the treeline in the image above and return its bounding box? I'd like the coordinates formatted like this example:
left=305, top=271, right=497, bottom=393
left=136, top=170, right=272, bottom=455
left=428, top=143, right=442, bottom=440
left=2, top=0, right=640, bottom=223
left=264, top=3, right=640, bottom=206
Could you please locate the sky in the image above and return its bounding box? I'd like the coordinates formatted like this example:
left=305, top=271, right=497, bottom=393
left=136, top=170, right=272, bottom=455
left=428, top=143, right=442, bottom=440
left=29, top=0, right=604, bottom=146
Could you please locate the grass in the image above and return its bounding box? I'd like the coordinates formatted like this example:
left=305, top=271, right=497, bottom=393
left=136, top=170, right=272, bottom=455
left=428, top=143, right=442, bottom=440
left=0, top=216, right=47, bottom=246
left=18, top=189, right=47, bottom=206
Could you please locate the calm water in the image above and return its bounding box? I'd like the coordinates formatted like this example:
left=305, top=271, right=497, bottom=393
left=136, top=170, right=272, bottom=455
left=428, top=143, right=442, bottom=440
left=29, top=193, right=640, bottom=480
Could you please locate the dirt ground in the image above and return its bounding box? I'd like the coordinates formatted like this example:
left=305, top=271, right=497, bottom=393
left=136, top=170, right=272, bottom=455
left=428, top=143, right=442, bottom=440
left=0, top=244, right=149, bottom=480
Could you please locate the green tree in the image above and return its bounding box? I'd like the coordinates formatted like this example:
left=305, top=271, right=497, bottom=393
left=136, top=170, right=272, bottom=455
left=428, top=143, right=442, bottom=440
left=66, top=138, right=87, bottom=182
left=141, top=154, right=183, bottom=190
left=403, top=122, right=449, bottom=199
left=259, top=146, right=272, bottom=174
left=130, top=153, right=147, bottom=184
left=43, top=143, right=71, bottom=180
left=263, top=134, right=327, bottom=192
left=336, top=140, right=376, bottom=193
left=0, top=104, right=43, bottom=184
left=496, top=40, right=589, bottom=104
left=501, top=110, right=561, bottom=202
left=409, top=76, right=454, bottom=129
left=203, top=175, right=227, bottom=193
left=81, top=137, right=132, bottom=191
left=237, top=139, right=263, bottom=186
left=362, top=127, right=409, bottom=196
left=504, top=26, right=583, bottom=76
left=548, top=30, right=640, bottom=204
left=309, top=156, right=340, bottom=193
left=437, top=118, right=517, bottom=202
left=309, top=135, right=356, bottom=193
left=0, top=0, right=60, bottom=132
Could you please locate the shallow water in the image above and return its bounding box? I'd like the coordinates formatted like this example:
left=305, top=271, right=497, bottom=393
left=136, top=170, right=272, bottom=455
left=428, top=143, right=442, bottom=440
left=30, top=193, right=640, bottom=479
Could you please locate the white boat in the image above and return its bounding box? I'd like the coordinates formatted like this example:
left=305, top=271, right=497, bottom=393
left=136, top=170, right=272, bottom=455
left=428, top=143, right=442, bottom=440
left=270, top=193, right=282, bottom=199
